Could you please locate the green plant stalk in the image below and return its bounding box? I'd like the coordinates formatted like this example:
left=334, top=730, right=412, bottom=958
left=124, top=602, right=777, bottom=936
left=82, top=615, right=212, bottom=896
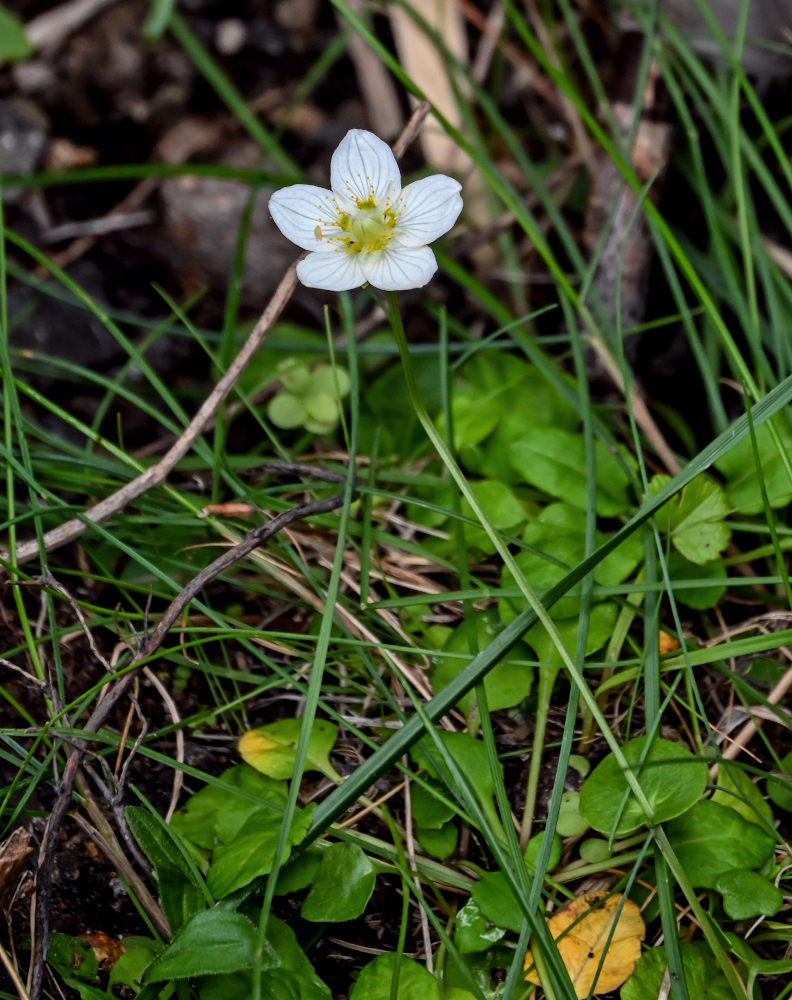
left=520, top=662, right=558, bottom=846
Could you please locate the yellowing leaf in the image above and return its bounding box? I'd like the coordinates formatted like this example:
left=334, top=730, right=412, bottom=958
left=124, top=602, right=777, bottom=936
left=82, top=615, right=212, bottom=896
left=524, top=890, right=645, bottom=998
left=238, top=718, right=339, bottom=781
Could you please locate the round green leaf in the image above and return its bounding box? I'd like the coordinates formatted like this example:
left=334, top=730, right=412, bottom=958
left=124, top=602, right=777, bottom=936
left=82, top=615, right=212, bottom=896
left=303, top=417, right=337, bottom=435
left=310, top=364, right=350, bottom=397
left=715, top=869, right=783, bottom=919
left=556, top=790, right=590, bottom=836
left=664, top=800, right=775, bottom=888
left=350, top=954, right=440, bottom=1000
left=301, top=842, right=376, bottom=922
left=278, top=360, right=312, bottom=394
left=411, top=781, right=456, bottom=829
left=304, top=391, right=339, bottom=424
left=471, top=871, right=523, bottom=933
left=454, top=899, right=506, bottom=955
left=509, top=429, right=632, bottom=515
left=523, top=831, right=562, bottom=873
left=667, top=552, right=727, bottom=610
left=416, top=821, right=458, bottom=860
left=579, top=735, right=707, bottom=836
left=267, top=392, right=307, bottom=429
left=579, top=839, right=611, bottom=864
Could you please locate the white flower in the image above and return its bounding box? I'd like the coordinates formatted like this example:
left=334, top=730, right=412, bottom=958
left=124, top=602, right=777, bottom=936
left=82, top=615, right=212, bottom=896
left=269, top=129, right=463, bottom=291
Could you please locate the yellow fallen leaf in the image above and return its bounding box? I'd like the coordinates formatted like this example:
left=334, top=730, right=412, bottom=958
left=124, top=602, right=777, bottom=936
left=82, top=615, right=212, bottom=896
left=524, top=890, right=645, bottom=998
left=659, top=629, right=681, bottom=654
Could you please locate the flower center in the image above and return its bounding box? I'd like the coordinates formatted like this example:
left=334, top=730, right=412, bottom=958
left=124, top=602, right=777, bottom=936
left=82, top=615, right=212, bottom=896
left=336, top=202, right=397, bottom=255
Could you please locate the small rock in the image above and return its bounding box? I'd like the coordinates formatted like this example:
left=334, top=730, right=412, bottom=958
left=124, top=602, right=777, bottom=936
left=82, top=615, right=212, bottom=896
left=0, top=97, right=49, bottom=177
left=215, top=18, right=246, bottom=55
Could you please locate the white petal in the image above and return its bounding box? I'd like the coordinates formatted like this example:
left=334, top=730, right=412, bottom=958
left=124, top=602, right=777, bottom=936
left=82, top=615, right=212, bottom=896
left=330, top=129, right=401, bottom=207
left=269, top=185, right=345, bottom=251
left=297, top=251, right=366, bottom=291
left=361, top=244, right=438, bottom=290
left=395, top=175, right=463, bottom=248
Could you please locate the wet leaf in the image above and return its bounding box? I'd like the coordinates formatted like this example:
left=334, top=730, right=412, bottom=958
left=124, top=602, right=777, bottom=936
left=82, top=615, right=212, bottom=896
left=454, top=898, right=506, bottom=954
left=523, top=891, right=645, bottom=999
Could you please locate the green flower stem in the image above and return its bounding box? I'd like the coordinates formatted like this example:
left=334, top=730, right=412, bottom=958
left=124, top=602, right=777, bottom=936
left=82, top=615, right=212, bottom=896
left=519, top=662, right=559, bottom=845
left=385, top=292, right=656, bottom=820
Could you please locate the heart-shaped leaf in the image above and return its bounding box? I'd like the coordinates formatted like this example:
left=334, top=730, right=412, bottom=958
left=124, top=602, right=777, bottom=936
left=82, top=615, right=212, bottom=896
left=579, top=736, right=707, bottom=837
